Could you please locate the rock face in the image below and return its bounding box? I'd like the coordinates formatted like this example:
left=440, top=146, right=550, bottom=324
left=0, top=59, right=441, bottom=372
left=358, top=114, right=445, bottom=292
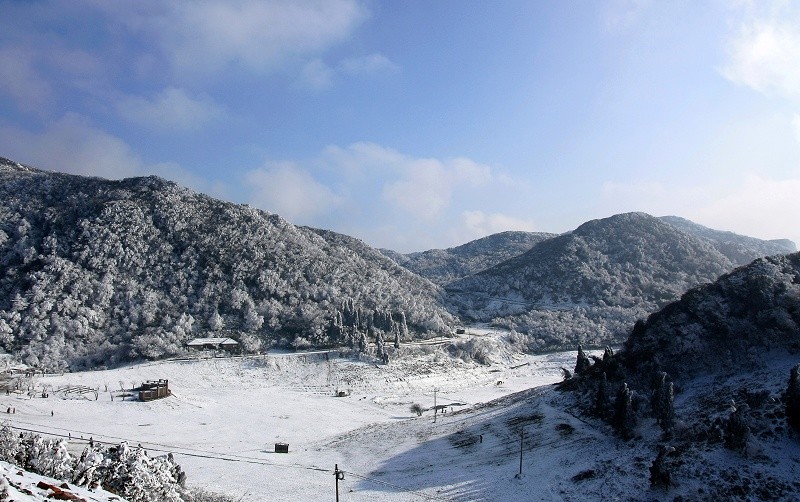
left=0, top=157, right=454, bottom=370
left=622, top=252, right=800, bottom=381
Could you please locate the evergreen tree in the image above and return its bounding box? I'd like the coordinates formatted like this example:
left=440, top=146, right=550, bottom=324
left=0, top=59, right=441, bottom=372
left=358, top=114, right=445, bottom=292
left=595, top=372, right=610, bottom=417
left=652, top=372, right=675, bottom=435
left=649, top=445, right=675, bottom=488
left=613, top=382, right=636, bottom=440
left=725, top=402, right=750, bottom=452
left=786, top=363, right=800, bottom=432
left=575, top=345, right=591, bottom=375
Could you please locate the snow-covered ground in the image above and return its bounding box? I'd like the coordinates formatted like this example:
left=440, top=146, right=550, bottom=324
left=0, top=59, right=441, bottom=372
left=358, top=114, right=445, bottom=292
left=9, top=335, right=795, bottom=501
left=0, top=460, right=126, bottom=501
left=0, top=330, right=593, bottom=500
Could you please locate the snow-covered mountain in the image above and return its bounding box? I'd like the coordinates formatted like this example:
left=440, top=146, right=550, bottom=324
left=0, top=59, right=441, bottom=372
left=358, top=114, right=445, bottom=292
left=447, top=212, right=793, bottom=350
left=380, top=230, right=556, bottom=285
left=548, top=251, right=800, bottom=499
left=659, top=215, right=796, bottom=266
left=622, top=251, right=800, bottom=382
left=0, top=157, right=454, bottom=370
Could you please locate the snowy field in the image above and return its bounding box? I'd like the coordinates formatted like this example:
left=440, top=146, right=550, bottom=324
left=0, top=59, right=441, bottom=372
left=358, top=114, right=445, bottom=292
left=6, top=334, right=798, bottom=501
left=1, top=329, right=605, bottom=501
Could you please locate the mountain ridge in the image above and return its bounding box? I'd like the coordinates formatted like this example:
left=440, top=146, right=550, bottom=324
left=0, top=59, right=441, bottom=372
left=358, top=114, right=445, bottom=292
left=0, top=156, right=454, bottom=370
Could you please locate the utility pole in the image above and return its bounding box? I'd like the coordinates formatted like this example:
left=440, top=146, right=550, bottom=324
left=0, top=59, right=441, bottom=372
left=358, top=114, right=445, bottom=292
left=518, top=427, right=524, bottom=476
left=433, top=388, right=439, bottom=423
left=334, top=464, right=345, bottom=502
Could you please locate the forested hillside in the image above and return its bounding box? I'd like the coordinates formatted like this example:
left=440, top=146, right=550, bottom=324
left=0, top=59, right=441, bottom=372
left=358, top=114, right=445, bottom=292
left=660, top=215, right=796, bottom=266
left=381, top=230, right=556, bottom=285
left=559, top=252, right=800, bottom=499
left=622, top=251, right=800, bottom=381
left=448, top=212, right=771, bottom=350
left=0, top=158, right=454, bottom=370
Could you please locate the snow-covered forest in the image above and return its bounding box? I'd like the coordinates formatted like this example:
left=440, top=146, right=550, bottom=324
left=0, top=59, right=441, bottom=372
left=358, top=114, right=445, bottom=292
left=0, top=158, right=453, bottom=370
left=1, top=156, right=795, bottom=372
left=445, top=212, right=795, bottom=350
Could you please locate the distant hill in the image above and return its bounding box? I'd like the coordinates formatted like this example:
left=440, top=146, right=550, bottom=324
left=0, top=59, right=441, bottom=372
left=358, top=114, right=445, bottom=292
left=381, top=231, right=556, bottom=285
left=622, top=251, right=800, bottom=381
left=0, top=157, right=454, bottom=370
left=660, top=215, right=796, bottom=266
left=447, top=212, right=745, bottom=349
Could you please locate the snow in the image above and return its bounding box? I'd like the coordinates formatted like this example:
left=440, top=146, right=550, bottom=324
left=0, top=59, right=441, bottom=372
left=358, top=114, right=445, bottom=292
left=4, top=335, right=797, bottom=501
left=0, top=330, right=591, bottom=500
left=0, top=460, right=127, bottom=501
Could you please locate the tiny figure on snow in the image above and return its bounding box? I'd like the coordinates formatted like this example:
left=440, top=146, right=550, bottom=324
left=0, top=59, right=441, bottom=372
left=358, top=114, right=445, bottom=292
left=51, top=410, right=54, bottom=416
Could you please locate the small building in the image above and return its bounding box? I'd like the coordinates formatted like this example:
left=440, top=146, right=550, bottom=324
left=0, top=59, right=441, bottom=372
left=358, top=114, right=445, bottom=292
left=186, top=337, right=240, bottom=354
left=137, top=379, right=170, bottom=401
left=275, top=442, right=289, bottom=453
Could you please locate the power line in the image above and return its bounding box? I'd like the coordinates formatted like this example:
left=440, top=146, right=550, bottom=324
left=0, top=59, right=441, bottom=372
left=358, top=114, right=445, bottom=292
left=2, top=420, right=452, bottom=500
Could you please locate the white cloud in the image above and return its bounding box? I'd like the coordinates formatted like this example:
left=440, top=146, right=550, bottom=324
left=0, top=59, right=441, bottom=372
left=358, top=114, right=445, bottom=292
left=0, top=113, right=144, bottom=179
left=721, top=5, right=800, bottom=102
left=462, top=211, right=538, bottom=239
left=103, top=0, right=368, bottom=79
left=602, top=0, right=651, bottom=33
left=300, top=59, right=334, bottom=89
left=691, top=174, right=800, bottom=244
left=340, top=53, right=399, bottom=76
left=238, top=143, right=529, bottom=251
left=244, top=162, right=343, bottom=223
left=793, top=113, right=800, bottom=143
left=601, top=174, right=800, bottom=247
left=116, top=87, right=224, bottom=131
left=0, top=114, right=212, bottom=193
left=382, top=159, right=451, bottom=220
left=0, top=47, right=52, bottom=113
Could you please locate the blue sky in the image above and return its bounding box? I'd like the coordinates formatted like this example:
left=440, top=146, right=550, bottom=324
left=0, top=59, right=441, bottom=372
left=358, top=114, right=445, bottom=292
left=1, top=0, right=799, bottom=252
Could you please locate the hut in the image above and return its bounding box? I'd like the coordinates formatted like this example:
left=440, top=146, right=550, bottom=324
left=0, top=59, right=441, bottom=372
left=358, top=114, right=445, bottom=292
left=137, top=379, right=171, bottom=401
left=186, top=337, right=240, bottom=354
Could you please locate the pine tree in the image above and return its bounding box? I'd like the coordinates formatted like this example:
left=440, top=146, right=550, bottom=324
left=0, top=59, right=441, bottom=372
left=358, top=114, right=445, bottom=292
left=649, top=445, right=675, bottom=488
left=595, top=372, right=610, bottom=417
left=575, top=345, right=591, bottom=375
left=786, top=363, right=800, bottom=432
left=613, top=382, right=636, bottom=440
left=725, top=402, right=750, bottom=452
left=652, top=372, right=675, bottom=435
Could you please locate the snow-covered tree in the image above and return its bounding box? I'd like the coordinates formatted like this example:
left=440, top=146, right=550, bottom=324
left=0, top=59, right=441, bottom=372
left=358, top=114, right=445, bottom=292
left=786, top=363, right=800, bottom=432
left=652, top=372, right=675, bottom=435
left=574, top=345, right=591, bottom=374
left=613, top=382, right=636, bottom=440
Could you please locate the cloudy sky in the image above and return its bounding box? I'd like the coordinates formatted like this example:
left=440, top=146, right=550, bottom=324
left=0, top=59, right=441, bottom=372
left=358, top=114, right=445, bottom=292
left=1, top=0, right=799, bottom=252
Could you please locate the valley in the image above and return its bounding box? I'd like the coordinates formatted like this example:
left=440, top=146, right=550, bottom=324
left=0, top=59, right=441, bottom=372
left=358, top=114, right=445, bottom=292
left=1, top=331, right=587, bottom=500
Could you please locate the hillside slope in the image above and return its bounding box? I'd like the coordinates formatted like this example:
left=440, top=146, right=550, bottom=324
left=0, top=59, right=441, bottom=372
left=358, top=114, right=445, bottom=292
left=622, top=252, right=800, bottom=382
left=448, top=212, right=740, bottom=349
left=660, top=215, right=796, bottom=266
left=381, top=230, right=556, bottom=285
left=0, top=157, right=454, bottom=370
left=547, top=251, right=800, bottom=500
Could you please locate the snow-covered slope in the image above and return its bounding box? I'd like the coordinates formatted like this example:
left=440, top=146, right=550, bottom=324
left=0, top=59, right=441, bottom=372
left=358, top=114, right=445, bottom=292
left=622, top=252, right=800, bottom=382
left=447, top=213, right=744, bottom=350
left=660, top=215, right=796, bottom=266
left=0, top=156, right=454, bottom=371
left=0, top=460, right=128, bottom=501
left=381, top=231, right=556, bottom=285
